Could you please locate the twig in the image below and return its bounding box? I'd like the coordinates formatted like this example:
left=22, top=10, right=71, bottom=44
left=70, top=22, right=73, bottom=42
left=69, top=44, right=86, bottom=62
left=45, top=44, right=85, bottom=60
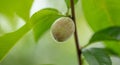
left=70, top=0, right=82, bottom=65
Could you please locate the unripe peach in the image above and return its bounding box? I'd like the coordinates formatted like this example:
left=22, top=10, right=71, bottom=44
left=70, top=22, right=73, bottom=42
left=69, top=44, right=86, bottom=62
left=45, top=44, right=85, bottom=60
left=51, top=17, right=75, bottom=42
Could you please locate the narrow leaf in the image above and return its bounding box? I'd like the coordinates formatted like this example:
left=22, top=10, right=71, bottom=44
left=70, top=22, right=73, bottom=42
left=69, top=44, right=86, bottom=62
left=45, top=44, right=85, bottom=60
left=30, top=8, right=63, bottom=41
left=82, top=48, right=112, bottom=65
left=89, top=27, right=120, bottom=43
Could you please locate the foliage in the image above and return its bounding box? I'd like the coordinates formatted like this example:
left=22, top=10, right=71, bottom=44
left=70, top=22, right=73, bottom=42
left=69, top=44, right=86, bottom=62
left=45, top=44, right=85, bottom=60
left=0, top=8, right=62, bottom=61
left=82, top=48, right=112, bottom=65
left=82, top=0, right=120, bottom=57
left=89, top=27, right=120, bottom=43
left=0, top=0, right=33, bottom=21
left=0, top=0, right=120, bottom=65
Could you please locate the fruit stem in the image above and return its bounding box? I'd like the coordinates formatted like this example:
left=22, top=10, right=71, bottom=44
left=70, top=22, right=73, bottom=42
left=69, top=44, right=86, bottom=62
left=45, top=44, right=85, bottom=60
left=70, top=0, right=82, bottom=65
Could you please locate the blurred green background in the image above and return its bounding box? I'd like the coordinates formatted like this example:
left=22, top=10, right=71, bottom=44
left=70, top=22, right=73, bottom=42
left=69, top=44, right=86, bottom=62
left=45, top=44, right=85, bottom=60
left=0, top=0, right=120, bottom=65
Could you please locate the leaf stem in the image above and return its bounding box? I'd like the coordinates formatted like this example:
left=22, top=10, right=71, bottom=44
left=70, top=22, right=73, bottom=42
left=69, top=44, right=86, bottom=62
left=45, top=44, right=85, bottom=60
left=66, top=7, right=70, bottom=16
left=70, top=0, right=82, bottom=65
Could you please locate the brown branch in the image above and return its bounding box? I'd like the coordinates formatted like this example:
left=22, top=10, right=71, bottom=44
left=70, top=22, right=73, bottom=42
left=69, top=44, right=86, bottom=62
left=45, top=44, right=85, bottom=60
left=70, top=0, right=82, bottom=65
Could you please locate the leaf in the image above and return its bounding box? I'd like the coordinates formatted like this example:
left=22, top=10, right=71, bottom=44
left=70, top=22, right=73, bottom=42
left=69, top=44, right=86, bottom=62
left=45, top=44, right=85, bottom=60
left=105, top=48, right=119, bottom=56
left=0, top=24, right=30, bottom=61
left=82, top=48, right=112, bottom=65
left=89, top=26, right=120, bottom=43
left=65, top=0, right=78, bottom=8
left=0, top=0, right=33, bottom=21
left=30, top=8, right=63, bottom=41
left=0, top=0, right=34, bottom=60
left=82, top=0, right=120, bottom=31
left=0, top=8, right=63, bottom=61
left=82, top=0, right=120, bottom=56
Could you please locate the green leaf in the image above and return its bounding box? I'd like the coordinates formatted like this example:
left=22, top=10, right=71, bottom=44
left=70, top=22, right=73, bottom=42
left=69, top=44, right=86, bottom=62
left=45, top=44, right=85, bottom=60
left=82, top=48, right=112, bottom=65
left=0, top=8, right=63, bottom=61
left=82, top=0, right=120, bottom=31
left=82, top=0, right=120, bottom=56
left=89, top=26, right=120, bottom=43
left=105, top=48, right=120, bottom=56
left=0, top=0, right=33, bottom=21
left=0, top=24, right=30, bottom=61
left=65, top=0, right=78, bottom=8
left=30, top=8, right=63, bottom=41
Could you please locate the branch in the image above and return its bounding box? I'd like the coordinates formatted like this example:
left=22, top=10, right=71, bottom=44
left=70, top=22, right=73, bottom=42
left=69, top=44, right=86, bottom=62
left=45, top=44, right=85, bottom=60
left=70, top=0, right=82, bottom=65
